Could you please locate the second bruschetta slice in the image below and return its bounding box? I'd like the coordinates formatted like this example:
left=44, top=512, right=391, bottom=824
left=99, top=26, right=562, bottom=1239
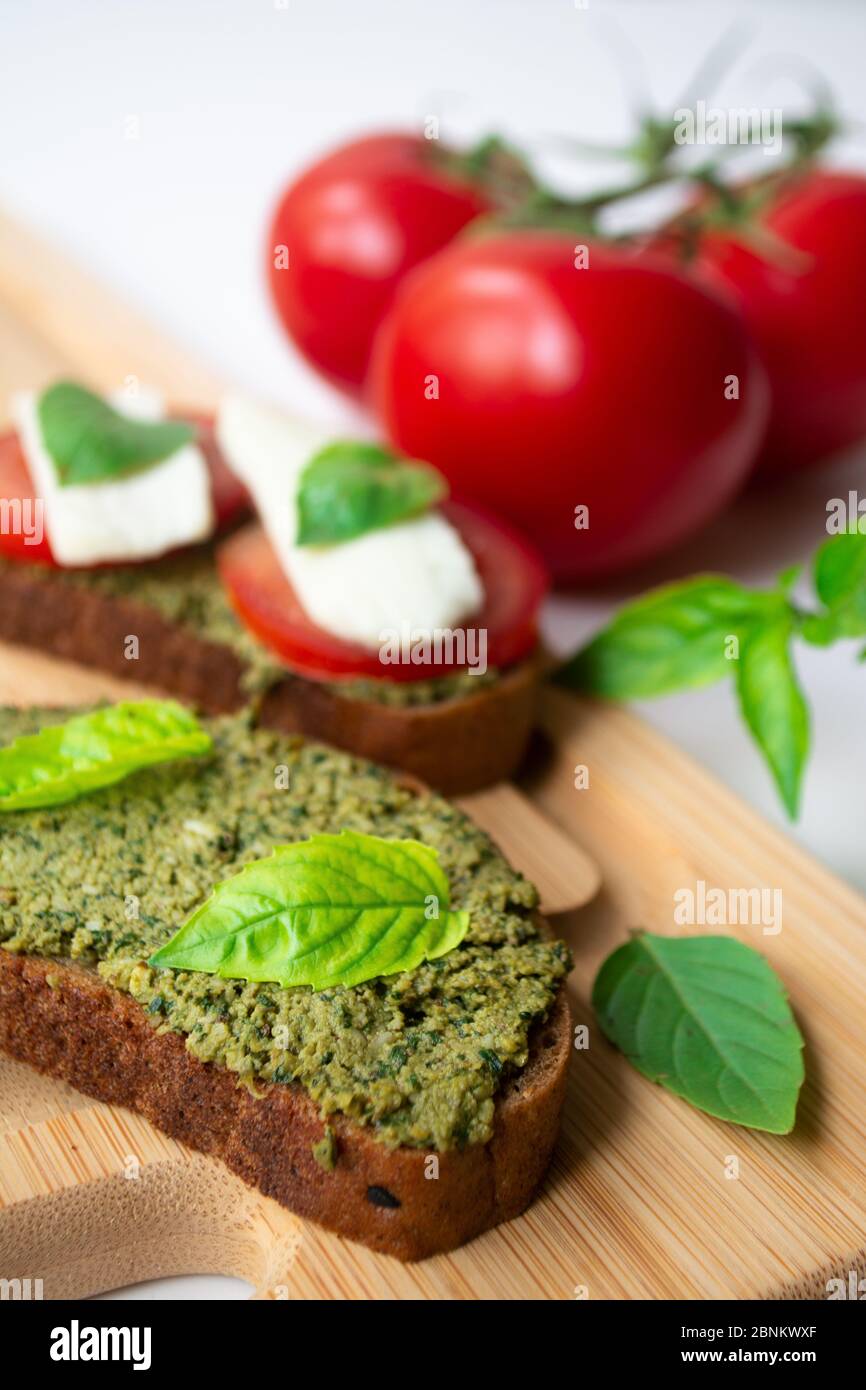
left=0, top=383, right=547, bottom=792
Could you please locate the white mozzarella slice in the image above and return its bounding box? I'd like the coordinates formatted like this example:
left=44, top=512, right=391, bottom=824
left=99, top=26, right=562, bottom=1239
left=216, top=394, right=483, bottom=652
left=13, top=390, right=214, bottom=567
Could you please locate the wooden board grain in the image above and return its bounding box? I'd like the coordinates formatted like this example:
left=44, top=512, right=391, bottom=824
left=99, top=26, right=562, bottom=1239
left=0, top=207, right=864, bottom=1300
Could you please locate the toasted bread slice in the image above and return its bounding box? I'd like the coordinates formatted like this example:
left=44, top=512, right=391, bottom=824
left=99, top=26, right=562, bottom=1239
left=0, top=559, right=540, bottom=794
left=0, top=952, right=569, bottom=1262
left=0, top=707, right=571, bottom=1261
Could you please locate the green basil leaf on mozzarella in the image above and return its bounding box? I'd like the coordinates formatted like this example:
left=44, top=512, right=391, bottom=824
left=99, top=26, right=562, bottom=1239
left=296, top=441, right=446, bottom=546
left=38, top=382, right=196, bottom=487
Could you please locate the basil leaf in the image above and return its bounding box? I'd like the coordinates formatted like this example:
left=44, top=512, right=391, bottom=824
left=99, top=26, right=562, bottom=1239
left=296, top=441, right=447, bottom=546
left=804, top=531, right=866, bottom=642
left=814, top=529, right=866, bottom=607
left=556, top=576, right=782, bottom=699
left=0, top=701, right=212, bottom=812
left=776, top=564, right=801, bottom=596
left=149, top=829, right=469, bottom=990
left=593, top=932, right=804, bottom=1133
left=38, top=382, right=196, bottom=487
left=735, top=618, right=809, bottom=819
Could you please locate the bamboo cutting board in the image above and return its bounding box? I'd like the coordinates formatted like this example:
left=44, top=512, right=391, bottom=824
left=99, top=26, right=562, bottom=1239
left=0, top=210, right=865, bottom=1300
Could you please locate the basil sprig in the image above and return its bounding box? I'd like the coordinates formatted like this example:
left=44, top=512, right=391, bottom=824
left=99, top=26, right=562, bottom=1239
left=557, top=530, right=866, bottom=818
left=296, top=441, right=447, bottom=546
left=150, top=829, right=469, bottom=990
left=593, top=932, right=804, bottom=1133
left=0, top=701, right=212, bottom=812
left=38, top=382, right=196, bottom=487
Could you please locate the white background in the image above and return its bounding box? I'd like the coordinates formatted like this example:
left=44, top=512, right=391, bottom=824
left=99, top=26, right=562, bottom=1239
left=3, top=0, right=865, bottom=1299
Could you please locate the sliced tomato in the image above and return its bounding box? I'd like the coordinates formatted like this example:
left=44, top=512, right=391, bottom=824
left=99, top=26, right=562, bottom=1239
left=0, top=414, right=248, bottom=566
left=0, top=429, right=54, bottom=562
left=217, top=499, right=548, bottom=681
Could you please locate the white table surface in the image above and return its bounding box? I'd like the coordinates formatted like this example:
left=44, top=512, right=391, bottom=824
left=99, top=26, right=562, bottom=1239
left=3, top=0, right=865, bottom=1300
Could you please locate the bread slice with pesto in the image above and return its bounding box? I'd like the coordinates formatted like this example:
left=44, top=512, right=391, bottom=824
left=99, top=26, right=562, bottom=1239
left=0, top=707, right=571, bottom=1261
left=0, top=548, right=540, bottom=795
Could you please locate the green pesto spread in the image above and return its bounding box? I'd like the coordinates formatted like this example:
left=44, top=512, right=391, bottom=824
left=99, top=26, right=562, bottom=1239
left=312, top=1126, right=337, bottom=1171
left=0, top=550, right=498, bottom=707
left=330, top=668, right=499, bottom=706
left=0, top=708, right=568, bottom=1151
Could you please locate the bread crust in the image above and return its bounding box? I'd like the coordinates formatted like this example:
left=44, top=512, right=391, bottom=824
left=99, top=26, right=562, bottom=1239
left=0, top=951, right=570, bottom=1261
left=0, top=562, right=540, bottom=794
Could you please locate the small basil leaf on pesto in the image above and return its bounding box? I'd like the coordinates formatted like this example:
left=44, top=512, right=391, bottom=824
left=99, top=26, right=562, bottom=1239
left=38, top=382, right=196, bottom=487
left=0, top=701, right=212, bottom=811
left=295, top=441, right=447, bottom=546
left=149, top=829, right=470, bottom=989
left=593, top=932, right=805, bottom=1133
